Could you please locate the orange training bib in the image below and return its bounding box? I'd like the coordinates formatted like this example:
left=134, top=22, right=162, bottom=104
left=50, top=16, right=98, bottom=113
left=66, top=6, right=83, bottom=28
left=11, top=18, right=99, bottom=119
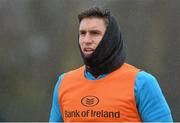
left=58, top=63, right=141, bottom=122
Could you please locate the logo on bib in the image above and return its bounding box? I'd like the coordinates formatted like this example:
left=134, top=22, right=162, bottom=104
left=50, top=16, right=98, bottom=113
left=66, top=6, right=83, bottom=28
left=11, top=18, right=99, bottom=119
left=81, top=96, right=99, bottom=107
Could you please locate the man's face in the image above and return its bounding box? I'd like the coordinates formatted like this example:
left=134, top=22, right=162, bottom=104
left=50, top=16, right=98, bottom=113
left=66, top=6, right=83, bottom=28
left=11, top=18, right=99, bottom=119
left=79, top=17, right=106, bottom=57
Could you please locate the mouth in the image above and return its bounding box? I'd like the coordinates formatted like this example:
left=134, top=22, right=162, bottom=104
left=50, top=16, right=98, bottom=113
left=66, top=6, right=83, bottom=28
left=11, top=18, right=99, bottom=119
left=83, top=48, right=94, bottom=56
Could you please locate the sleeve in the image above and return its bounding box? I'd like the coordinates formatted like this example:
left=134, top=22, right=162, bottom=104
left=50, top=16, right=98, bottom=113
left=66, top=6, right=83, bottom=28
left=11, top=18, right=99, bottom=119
left=134, top=71, right=173, bottom=122
left=49, top=74, right=64, bottom=122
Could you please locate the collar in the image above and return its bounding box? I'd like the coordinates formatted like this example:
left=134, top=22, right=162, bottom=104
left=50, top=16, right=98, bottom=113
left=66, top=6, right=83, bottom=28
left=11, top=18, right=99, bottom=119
left=84, top=70, right=107, bottom=80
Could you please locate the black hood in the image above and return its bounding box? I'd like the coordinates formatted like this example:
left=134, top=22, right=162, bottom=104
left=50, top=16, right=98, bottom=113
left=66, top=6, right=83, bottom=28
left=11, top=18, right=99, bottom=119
left=79, top=10, right=127, bottom=76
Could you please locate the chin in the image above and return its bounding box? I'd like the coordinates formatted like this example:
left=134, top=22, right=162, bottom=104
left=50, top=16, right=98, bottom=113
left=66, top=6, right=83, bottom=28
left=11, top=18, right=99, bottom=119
left=83, top=53, right=92, bottom=58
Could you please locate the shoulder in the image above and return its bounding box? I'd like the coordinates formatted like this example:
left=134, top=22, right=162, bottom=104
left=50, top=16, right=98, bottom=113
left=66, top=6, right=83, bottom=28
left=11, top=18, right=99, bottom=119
left=135, top=70, right=161, bottom=97
left=136, top=71, right=157, bottom=83
left=135, top=71, right=173, bottom=121
left=58, top=66, right=85, bottom=86
left=64, top=66, right=85, bottom=76
left=135, top=71, right=159, bottom=90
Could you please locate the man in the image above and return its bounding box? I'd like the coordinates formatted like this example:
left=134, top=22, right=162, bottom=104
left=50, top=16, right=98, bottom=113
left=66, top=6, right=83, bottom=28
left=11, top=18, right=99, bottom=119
left=49, top=6, right=173, bottom=122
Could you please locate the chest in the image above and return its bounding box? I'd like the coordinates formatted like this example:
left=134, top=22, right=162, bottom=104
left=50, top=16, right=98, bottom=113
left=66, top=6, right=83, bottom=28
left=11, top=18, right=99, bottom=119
left=59, top=76, right=140, bottom=121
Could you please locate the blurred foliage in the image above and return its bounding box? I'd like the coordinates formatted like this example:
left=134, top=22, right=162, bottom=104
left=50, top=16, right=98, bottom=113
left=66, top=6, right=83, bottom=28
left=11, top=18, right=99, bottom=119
left=0, top=0, right=179, bottom=121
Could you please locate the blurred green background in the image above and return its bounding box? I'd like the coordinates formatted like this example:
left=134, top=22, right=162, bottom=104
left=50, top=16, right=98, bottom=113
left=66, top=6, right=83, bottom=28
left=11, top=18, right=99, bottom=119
left=0, top=0, right=179, bottom=121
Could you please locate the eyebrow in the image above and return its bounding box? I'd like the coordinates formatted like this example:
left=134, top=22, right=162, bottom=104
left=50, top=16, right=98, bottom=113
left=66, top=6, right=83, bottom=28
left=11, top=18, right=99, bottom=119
left=79, top=29, right=102, bottom=33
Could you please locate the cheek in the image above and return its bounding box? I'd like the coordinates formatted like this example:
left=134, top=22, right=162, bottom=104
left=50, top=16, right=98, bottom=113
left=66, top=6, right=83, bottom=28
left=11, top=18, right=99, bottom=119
left=94, top=37, right=102, bottom=45
left=97, top=39, right=102, bottom=45
left=79, top=37, right=83, bottom=43
left=79, top=39, right=83, bottom=48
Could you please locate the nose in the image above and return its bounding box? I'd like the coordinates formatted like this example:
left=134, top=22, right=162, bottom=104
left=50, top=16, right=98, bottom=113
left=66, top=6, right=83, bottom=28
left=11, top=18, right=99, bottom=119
left=83, top=33, right=92, bottom=44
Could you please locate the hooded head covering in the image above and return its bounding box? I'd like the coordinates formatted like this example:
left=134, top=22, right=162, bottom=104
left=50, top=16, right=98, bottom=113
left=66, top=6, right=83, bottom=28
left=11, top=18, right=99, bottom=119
left=79, top=10, right=126, bottom=76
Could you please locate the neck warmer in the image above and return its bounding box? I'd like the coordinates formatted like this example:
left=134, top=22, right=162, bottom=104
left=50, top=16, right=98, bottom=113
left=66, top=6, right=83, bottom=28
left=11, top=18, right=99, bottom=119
left=79, top=10, right=127, bottom=76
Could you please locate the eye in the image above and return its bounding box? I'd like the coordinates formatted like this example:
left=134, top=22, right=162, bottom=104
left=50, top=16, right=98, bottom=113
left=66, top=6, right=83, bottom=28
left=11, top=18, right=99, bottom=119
left=79, top=31, right=86, bottom=36
left=90, top=30, right=101, bottom=35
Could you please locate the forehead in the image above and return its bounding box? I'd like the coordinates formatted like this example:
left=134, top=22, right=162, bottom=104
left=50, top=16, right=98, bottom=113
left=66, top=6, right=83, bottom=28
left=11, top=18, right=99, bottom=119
left=79, top=17, right=106, bottom=30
